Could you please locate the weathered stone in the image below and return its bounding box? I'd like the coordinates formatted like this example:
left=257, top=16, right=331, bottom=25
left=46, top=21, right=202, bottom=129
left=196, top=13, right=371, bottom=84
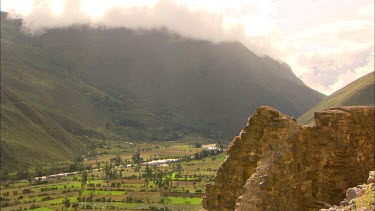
left=340, top=200, right=349, bottom=206
left=346, top=188, right=357, bottom=201
left=203, top=106, right=374, bottom=211
left=368, top=171, right=375, bottom=184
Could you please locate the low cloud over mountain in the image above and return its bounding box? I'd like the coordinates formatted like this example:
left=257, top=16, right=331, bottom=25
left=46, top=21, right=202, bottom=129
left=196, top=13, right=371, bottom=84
left=2, top=0, right=374, bottom=94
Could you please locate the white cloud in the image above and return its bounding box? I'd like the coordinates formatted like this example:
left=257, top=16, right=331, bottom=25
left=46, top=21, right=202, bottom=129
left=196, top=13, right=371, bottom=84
left=277, top=18, right=374, bottom=94
left=301, top=48, right=373, bottom=94
left=357, top=3, right=374, bottom=17
left=1, top=0, right=374, bottom=95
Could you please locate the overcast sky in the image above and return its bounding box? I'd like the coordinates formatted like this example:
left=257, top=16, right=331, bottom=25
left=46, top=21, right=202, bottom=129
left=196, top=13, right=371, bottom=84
left=1, top=0, right=374, bottom=95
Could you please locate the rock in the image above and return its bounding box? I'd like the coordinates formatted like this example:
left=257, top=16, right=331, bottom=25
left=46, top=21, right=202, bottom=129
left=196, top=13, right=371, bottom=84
left=348, top=204, right=356, bottom=210
left=346, top=188, right=358, bottom=201
left=340, top=200, right=348, bottom=206
left=259, top=181, right=267, bottom=190
left=356, top=184, right=367, bottom=188
left=203, top=106, right=375, bottom=211
left=347, top=187, right=365, bottom=202
left=367, top=171, right=375, bottom=184
left=367, top=177, right=375, bottom=184
left=355, top=186, right=365, bottom=197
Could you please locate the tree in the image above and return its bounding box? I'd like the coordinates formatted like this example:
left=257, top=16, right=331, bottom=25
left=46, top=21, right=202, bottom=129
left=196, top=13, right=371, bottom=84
left=194, top=142, right=202, bottom=148
left=63, top=197, right=71, bottom=209
left=16, top=166, right=29, bottom=180
left=164, top=176, right=172, bottom=189
left=110, top=154, right=122, bottom=166
left=154, top=171, right=164, bottom=189
left=81, top=171, right=88, bottom=188
left=145, top=164, right=153, bottom=178
left=132, top=149, right=142, bottom=164
left=0, top=168, right=10, bottom=181
left=144, top=178, right=149, bottom=187
left=134, top=164, right=141, bottom=172
left=173, top=162, right=183, bottom=174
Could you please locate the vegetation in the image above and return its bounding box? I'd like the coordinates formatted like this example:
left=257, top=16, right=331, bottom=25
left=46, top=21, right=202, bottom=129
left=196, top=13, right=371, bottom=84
left=1, top=11, right=324, bottom=168
left=0, top=140, right=226, bottom=210
left=0, top=86, right=85, bottom=169
left=298, top=72, right=374, bottom=124
left=353, top=183, right=375, bottom=209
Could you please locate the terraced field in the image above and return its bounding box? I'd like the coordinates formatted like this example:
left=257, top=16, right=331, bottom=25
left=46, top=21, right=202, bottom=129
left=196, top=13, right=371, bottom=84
left=0, top=140, right=226, bottom=210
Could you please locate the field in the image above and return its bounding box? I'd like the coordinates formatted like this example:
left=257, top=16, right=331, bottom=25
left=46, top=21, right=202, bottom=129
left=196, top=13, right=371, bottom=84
left=0, top=139, right=226, bottom=210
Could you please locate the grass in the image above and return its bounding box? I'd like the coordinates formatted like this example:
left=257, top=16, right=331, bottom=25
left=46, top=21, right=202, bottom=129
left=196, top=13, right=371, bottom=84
left=0, top=134, right=224, bottom=211
left=354, top=183, right=375, bottom=209
left=24, top=207, right=55, bottom=211
left=110, top=202, right=141, bottom=209
left=0, top=85, right=86, bottom=168
left=86, top=179, right=104, bottom=185
left=82, top=190, right=126, bottom=195
left=298, top=72, right=374, bottom=124
left=46, top=198, right=63, bottom=205
left=1, top=12, right=326, bottom=171
left=163, top=197, right=202, bottom=205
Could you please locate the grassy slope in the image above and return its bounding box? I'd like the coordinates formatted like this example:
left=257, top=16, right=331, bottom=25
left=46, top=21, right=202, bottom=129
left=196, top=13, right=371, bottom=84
left=0, top=86, right=85, bottom=168
left=298, top=72, right=374, bottom=124
left=0, top=14, right=117, bottom=167
left=1, top=12, right=325, bottom=167
left=34, top=25, right=325, bottom=137
left=0, top=18, right=111, bottom=129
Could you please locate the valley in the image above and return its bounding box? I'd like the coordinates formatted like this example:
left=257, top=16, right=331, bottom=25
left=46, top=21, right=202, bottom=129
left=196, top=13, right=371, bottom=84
left=1, top=3, right=374, bottom=210
left=0, top=11, right=324, bottom=168
left=0, top=139, right=225, bottom=210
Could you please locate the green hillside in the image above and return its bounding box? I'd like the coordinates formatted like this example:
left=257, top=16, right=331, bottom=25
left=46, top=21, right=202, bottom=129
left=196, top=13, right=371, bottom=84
left=298, top=72, right=374, bottom=124
left=0, top=86, right=85, bottom=168
left=1, top=12, right=325, bottom=168
left=32, top=26, right=324, bottom=136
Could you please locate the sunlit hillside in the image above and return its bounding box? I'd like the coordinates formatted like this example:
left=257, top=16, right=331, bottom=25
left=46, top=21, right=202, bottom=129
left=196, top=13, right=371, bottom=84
left=298, top=72, right=374, bottom=124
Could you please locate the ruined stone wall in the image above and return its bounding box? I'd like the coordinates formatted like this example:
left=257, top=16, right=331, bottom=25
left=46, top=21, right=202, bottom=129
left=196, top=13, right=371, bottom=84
left=203, top=106, right=374, bottom=211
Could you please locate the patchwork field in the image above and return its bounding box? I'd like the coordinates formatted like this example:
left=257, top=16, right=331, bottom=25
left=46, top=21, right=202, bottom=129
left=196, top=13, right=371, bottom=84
left=0, top=139, right=226, bottom=210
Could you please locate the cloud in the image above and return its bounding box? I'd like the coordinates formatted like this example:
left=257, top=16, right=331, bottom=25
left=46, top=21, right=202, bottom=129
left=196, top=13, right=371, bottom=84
left=3, top=0, right=277, bottom=54
left=296, top=47, right=374, bottom=93
left=2, top=0, right=374, bottom=95
left=278, top=18, right=374, bottom=94
left=16, top=0, right=91, bottom=34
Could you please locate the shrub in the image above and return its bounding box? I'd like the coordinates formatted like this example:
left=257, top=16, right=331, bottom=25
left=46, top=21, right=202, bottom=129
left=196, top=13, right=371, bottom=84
left=22, top=189, right=32, bottom=194
left=29, top=204, right=41, bottom=209
left=41, top=196, right=52, bottom=201
left=354, top=183, right=375, bottom=209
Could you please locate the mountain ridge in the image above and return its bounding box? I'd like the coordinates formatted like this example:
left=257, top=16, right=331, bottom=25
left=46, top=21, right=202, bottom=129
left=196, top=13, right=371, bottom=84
left=1, top=11, right=324, bottom=167
left=298, top=72, right=374, bottom=124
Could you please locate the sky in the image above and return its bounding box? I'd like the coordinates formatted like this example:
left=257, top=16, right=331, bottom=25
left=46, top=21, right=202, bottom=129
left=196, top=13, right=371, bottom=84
left=1, top=0, right=374, bottom=95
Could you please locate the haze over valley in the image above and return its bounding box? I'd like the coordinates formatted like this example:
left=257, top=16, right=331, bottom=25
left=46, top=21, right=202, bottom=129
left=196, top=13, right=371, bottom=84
left=1, top=11, right=325, bottom=167
left=0, top=1, right=374, bottom=210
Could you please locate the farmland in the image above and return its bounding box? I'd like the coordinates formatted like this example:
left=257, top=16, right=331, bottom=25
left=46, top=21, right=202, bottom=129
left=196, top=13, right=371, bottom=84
left=0, top=139, right=227, bottom=210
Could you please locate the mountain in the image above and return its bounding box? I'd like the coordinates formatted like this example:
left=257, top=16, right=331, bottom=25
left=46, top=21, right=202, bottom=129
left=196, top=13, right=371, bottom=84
left=0, top=85, right=85, bottom=168
left=298, top=72, right=374, bottom=124
left=1, top=12, right=324, bottom=167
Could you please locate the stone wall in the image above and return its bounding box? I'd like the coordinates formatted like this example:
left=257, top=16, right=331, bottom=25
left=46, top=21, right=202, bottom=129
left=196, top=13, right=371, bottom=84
left=203, top=106, right=374, bottom=211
